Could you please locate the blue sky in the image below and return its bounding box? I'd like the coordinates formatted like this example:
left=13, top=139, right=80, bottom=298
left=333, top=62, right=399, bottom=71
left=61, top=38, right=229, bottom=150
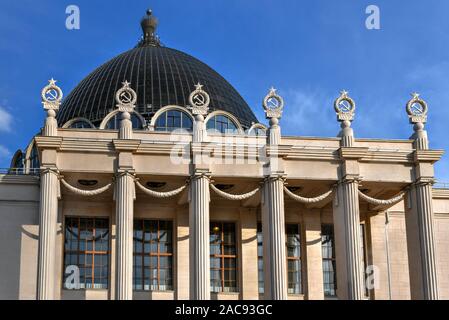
left=0, top=0, right=448, bottom=181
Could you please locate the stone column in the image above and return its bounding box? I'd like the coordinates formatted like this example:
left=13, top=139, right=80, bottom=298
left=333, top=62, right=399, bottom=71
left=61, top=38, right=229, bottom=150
left=114, top=170, right=135, bottom=300
left=404, top=94, right=440, bottom=300
left=188, top=84, right=211, bottom=299
left=114, top=81, right=137, bottom=300
left=189, top=169, right=211, bottom=300
left=261, top=175, right=287, bottom=300
left=261, top=88, right=288, bottom=300
left=333, top=177, right=364, bottom=300
left=37, top=79, right=63, bottom=300
left=37, top=166, right=59, bottom=300
left=332, top=90, right=365, bottom=300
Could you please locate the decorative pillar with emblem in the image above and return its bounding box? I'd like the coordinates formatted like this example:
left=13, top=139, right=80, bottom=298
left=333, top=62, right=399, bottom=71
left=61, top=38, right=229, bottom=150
left=404, top=93, right=441, bottom=300
left=332, top=90, right=365, bottom=300
left=114, top=81, right=137, bottom=300
left=37, top=79, right=63, bottom=299
left=188, top=83, right=212, bottom=299
left=261, top=88, right=288, bottom=300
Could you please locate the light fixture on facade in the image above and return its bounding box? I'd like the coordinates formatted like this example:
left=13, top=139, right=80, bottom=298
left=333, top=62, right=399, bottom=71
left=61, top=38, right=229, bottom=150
left=78, top=180, right=98, bottom=187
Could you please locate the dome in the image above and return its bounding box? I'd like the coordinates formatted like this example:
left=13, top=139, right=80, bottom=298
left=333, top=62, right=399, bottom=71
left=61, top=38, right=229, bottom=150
left=57, top=10, right=258, bottom=129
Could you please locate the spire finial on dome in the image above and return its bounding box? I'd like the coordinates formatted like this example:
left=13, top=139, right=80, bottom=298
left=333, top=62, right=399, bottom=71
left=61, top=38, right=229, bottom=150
left=139, top=8, right=160, bottom=47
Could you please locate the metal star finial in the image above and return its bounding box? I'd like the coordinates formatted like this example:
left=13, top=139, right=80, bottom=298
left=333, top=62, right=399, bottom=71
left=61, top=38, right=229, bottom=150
left=49, top=78, right=57, bottom=86
left=340, top=90, right=349, bottom=97
left=194, top=82, right=204, bottom=91
left=269, top=87, right=277, bottom=94
left=412, top=92, right=420, bottom=99
left=122, top=80, right=131, bottom=87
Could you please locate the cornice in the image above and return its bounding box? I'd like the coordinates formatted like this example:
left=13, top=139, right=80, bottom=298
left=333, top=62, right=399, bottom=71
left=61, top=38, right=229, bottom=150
left=433, top=188, right=449, bottom=199
left=265, top=145, right=293, bottom=158
left=340, top=147, right=369, bottom=159
left=286, top=146, right=339, bottom=161
left=60, top=139, right=114, bottom=153
left=359, top=150, right=414, bottom=163
left=414, top=150, right=444, bottom=164
left=113, top=139, right=141, bottom=152
left=34, top=136, right=63, bottom=149
left=0, top=174, right=39, bottom=185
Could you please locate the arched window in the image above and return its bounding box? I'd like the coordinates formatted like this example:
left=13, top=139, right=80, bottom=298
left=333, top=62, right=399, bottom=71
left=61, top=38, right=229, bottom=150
left=154, top=110, right=193, bottom=132
left=250, top=127, right=267, bottom=136
left=29, top=145, right=40, bottom=171
left=13, top=151, right=24, bottom=169
left=105, top=113, right=144, bottom=130
left=206, top=115, right=238, bottom=134
left=69, top=120, right=94, bottom=129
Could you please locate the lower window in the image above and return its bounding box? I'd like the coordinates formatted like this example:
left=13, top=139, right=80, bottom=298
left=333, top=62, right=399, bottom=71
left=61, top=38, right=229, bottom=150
left=321, top=224, right=337, bottom=297
left=133, top=219, right=173, bottom=291
left=63, top=217, right=110, bottom=289
left=286, top=224, right=303, bottom=294
left=210, top=222, right=238, bottom=293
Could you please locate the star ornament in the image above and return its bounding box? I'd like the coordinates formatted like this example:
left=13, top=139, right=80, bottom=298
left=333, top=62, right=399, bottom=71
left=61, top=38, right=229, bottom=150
left=49, top=78, right=57, bottom=86
left=411, top=92, right=420, bottom=99
left=122, top=80, right=131, bottom=87
left=269, top=87, right=277, bottom=95
left=340, top=90, right=349, bottom=97
left=194, top=82, right=204, bottom=91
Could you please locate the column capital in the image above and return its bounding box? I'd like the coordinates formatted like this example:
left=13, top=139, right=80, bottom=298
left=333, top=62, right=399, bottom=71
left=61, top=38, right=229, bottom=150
left=340, top=174, right=363, bottom=184
left=264, top=173, right=286, bottom=183
left=413, top=176, right=436, bottom=187
left=191, top=168, right=211, bottom=179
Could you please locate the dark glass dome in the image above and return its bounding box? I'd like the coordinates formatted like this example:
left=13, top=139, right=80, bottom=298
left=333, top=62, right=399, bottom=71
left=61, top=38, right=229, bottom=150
left=57, top=10, right=258, bottom=129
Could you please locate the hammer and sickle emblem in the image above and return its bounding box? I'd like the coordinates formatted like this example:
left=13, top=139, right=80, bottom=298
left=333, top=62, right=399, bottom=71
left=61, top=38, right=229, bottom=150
left=45, top=89, right=59, bottom=101
left=267, top=97, right=280, bottom=109
left=193, top=93, right=206, bottom=106
left=119, top=90, right=133, bottom=104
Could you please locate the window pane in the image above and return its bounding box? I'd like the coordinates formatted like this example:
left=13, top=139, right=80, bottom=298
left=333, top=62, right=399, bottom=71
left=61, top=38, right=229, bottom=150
left=133, top=219, right=173, bottom=291
left=209, top=222, right=238, bottom=293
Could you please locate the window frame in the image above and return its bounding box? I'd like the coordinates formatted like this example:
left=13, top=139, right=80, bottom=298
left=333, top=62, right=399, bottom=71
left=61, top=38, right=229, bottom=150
left=321, top=224, right=337, bottom=297
left=133, top=219, right=174, bottom=292
left=286, top=223, right=303, bottom=295
left=63, top=216, right=110, bottom=290
left=210, top=221, right=239, bottom=293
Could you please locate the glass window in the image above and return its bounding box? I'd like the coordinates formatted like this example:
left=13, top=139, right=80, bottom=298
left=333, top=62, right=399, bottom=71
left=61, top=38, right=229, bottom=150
left=286, top=224, right=302, bottom=294
left=63, top=217, right=109, bottom=290
left=29, top=145, right=40, bottom=171
left=154, top=110, right=192, bottom=132
left=133, top=219, right=173, bottom=291
left=250, top=127, right=267, bottom=136
left=69, top=120, right=93, bottom=129
left=210, top=222, right=238, bottom=293
left=105, top=113, right=144, bottom=130
left=257, top=223, right=264, bottom=294
left=206, top=115, right=238, bottom=134
left=321, top=224, right=337, bottom=297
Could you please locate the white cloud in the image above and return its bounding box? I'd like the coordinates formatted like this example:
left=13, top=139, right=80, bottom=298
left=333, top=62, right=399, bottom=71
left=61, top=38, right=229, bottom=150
left=0, top=106, right=12, bottom=132
left=281, top=88, right=336, bottom=137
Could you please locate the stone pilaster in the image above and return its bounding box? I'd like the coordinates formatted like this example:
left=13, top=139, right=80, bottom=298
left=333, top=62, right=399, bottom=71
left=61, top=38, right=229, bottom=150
left=304, top=209, right=324, bottom=300
left=114, top=170, right=135, bottom=300
left=37, top=167, right=59, bottom=300
left=189, top=169, right=211, bottom=300
left=261, top=175, right=288, bottom=300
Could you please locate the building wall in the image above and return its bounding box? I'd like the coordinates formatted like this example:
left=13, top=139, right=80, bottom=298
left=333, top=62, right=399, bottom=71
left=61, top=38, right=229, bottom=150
left=0, top=175, right=40, bottom=300
left=1, top=174, right=449, bottom=300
